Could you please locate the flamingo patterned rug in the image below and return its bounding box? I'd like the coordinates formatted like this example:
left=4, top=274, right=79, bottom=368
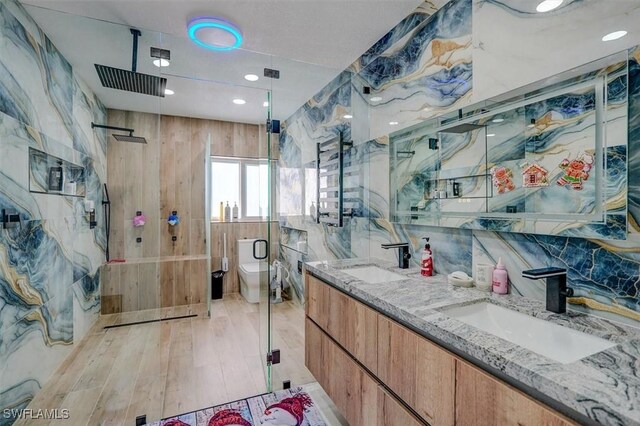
left=149, top=387, right=327, bottom=426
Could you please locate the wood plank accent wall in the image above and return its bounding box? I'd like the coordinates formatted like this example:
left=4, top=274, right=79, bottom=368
left=100, top=259, right=208, bottom=314
left=210, top=222, right=280, bottom=294
left=102, top=110, right=275, bottom=312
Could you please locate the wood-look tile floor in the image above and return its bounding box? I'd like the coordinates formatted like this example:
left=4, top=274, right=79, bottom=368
left=19, top=294, right=315, bottom=426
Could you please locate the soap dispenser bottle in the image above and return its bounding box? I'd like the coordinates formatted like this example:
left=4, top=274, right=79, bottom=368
left=224, top=202, right=231, bottom=222
left=232, top=202, right=239, bottom=221
left=421, top=237, right=433, bottom=277
left=492, top=257, right=509, bottom=294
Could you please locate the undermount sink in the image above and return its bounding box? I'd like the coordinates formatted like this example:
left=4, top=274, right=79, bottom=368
left=442, top=302, right=616, bottom=364
left=342, top=266, right=406, bottom=284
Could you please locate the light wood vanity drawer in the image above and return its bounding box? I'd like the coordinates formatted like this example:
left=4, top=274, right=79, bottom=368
left=306, top=274, right=378, bottom=373
left=305, top=317, right=379, bottom=426
left=455, top=359, right=577, bottom=426
left=377, top=315, right=456, bottom=426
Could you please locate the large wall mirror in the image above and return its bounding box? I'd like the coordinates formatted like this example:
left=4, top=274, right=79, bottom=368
left=390, top=50, right=630, bottom=240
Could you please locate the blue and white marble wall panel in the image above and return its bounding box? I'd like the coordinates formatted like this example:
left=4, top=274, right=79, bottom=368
left=472, top=230, right=640, bottom=325
left=0, top=1, right=74, bottom=146
left=356, top=136, right=390, bottom=219
left=627, top=49, right=640, bottom=234
left=356, top=0, right=473, bottom=140
left=0, top=303, right=73, bottom=415
left=364, top=218, right=473, bottom=276
left=472, top=0, right=640, bottom=101
left=0, top=0, right=105, bottom=418
left=354, top=1, right=446, bottom=71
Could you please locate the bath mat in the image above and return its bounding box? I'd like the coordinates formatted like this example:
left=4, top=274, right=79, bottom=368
left=148, top=387, right=327, bottom=426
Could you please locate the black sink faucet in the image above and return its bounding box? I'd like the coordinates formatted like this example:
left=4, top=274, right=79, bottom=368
left=381, top=242, right=412, bottom=269
left=522, top=267, right=574, bottom=314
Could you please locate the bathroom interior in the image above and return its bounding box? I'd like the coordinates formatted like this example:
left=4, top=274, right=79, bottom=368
left=0, top=0, right=639, bottom=425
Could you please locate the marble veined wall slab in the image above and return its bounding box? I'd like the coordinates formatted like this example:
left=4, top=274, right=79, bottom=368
left=354, top=0, right=473, bottom=141
left=279, top=0, right=471, bottom=300
left=473, top=230, right=640, bottom=326
left=0, top=0, right=106, bottom=420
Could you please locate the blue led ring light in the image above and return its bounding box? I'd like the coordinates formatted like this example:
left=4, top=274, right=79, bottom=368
left=188, top=18, right=243, bottom=51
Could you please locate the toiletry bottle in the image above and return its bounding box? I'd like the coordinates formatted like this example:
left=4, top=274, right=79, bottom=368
left=219, top=202, right=224, bottom=221
left=421, top=237, right=433, bottom=277
left=224, top=202, right=231, bottom=222
left=232, top=202, right=239, bottom=221
left=492, top=257, right=509, bottom=294
left=310, top=201, right=316, bottom=220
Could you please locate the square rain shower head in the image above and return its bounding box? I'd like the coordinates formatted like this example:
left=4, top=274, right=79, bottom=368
left=113, top=134, right=147, bottom=144
left=439, top=123, right=486, bottom=134
left=95, top=64, right=167, bottom=97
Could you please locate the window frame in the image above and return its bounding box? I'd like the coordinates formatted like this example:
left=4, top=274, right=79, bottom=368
left=210, top=156, right=271, bottom=222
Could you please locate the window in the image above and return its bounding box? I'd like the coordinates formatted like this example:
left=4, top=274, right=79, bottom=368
left=211, top=157, right=270, bottom=221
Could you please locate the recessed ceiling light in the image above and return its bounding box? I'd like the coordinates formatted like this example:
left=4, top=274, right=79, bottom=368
left=164, top=89, right=174, bottom=95
left=602, top=30, right=627, bottom=42
left=370, top=96, right=383, bottom=102
left=487, top=133, right=496, bottom=137
left=153, top=58, right=170, bottom=67
left=492, top=118, right=504, bottom=123
left=233, top=98, right=246, bottom=105
left=187, top=17, right=243, bottom=51
left=343, top=114, right=353, bottom=119
left=389, top=121, right=399, bottom=126
left=244, top=74, right=259, bottom=82
left=263, top=101, right=269, bottom=107
left=536, top=0, right=563, bottom=13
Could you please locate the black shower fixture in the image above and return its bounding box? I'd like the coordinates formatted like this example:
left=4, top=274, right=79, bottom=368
left=91, top=122, right=147, bottom=144
left=95, top=29, right=167, bottom=97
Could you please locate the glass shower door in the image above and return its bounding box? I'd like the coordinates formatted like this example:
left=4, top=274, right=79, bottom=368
left=258, top=90, right=274, bottom=390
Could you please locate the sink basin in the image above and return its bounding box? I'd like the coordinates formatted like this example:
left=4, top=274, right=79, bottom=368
left=342, top=266, right=406, bottom=284
left=442, top=302, right=616, bottom=364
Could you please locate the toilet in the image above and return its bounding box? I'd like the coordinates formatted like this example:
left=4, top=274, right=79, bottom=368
left=237, top=239, right=268, bottom=303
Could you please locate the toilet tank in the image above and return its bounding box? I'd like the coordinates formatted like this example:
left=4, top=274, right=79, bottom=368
left=237, top=238, right=259, bottom=264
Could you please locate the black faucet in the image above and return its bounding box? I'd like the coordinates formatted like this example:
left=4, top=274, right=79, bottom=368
left=522, top=267, right=574, bottom=314
left=381, top=242, right=412, bottom=269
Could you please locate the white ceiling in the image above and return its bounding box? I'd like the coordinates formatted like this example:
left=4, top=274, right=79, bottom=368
left=21, top=0, right=425, bottom=124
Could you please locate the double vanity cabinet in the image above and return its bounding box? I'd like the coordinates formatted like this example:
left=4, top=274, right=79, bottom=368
left=304, top=273, right=576, bottom=426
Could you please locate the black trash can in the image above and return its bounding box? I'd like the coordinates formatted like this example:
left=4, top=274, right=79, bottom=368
left=211, top=270, right=225, bottom=300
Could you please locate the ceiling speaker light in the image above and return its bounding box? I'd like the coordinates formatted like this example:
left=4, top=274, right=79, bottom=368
left=233, top=98, right=246, bottom=105
left=536, top=0, right=563, bottom=12
left=244, top=74, right=259, bottom=82
left=602, top=31, right=627, bottom=41
left=188, top=17, right=243, bottom=51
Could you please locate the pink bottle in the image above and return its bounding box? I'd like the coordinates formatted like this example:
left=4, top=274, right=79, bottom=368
left=492, top=257, right=509, bottom=294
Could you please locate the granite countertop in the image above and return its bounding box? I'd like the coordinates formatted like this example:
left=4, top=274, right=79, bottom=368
left=304, top=258, right=640, bottom=426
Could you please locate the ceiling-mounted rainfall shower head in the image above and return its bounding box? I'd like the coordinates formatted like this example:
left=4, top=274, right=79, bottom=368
left=91, top=122, right=147, bottom=144
left=95, top=28, right=167, bottom=97
left=439, top=123, right=486, bottom=134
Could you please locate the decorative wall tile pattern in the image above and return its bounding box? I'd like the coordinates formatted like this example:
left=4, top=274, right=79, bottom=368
left=0, top=0, right=105, bottom=419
